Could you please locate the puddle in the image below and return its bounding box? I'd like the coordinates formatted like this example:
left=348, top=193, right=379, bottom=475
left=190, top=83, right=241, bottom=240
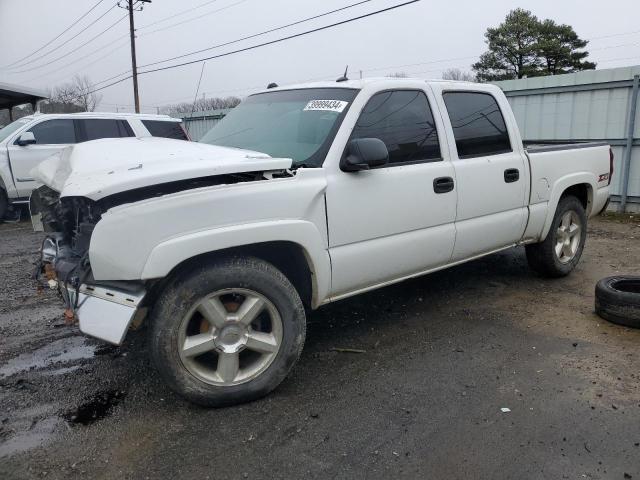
left=0, top=336, right=96, bottom=379
left=43, top=365, right=82, bottom=376
left=0, top=416, right=62, bottom=458
left=65, top=390, right=126, bottom=426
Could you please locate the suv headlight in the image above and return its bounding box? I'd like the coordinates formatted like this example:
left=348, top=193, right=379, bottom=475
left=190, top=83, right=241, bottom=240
left=41, top=236, right=58, bottom=263
left=40, top=234, right=71, bottom=264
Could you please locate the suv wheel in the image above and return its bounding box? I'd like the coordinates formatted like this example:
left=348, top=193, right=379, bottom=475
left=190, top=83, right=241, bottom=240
left=525, top=195, right=587, bottom=277
left=149, top=256, right=306, bottom=407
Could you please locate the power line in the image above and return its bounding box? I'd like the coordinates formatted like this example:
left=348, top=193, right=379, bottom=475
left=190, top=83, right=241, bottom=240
left=588, top=29, right=640, bottom=41
left=7, top=13, right=128, bottom=74
left=139, top=0, right=250, bottom=36
left=137, top=0, right=221, bottom=30
left=138, top=0, right=376, bottom=69
left=4, top=3, right=119, bottom=71
left=1, top=0, right=107, bottom=69
left=77, top=0, right=422, bottom=97
left=76, top=0, right=378, bottom=92
left=139, top=1, right=421, bottom=76
left=23, top=36, right=130, bottom=85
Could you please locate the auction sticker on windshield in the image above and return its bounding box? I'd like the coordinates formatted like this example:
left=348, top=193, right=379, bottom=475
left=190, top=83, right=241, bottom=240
left=303, top=100, right=348, bottom=113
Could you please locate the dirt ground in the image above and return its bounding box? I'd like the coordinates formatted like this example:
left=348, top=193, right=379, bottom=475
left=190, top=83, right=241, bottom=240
left=0, top=214, right=639, bottom=480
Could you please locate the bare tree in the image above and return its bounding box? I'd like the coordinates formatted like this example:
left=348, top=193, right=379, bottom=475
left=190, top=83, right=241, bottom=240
left=386, top=71, right=408, bottom=78
left=43, top=75, right=103, bottom=112
left=69, top=75, right=103, bottom=111
left=442, top=68, right=477, bottom=82
left=161, top=96, right=241, bottom=116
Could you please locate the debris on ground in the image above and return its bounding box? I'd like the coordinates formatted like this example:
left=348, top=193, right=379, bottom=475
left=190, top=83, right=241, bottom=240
left=330, top=347, right=366, bottom=353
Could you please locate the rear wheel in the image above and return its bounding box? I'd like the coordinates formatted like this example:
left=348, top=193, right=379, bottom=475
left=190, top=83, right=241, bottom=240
left=526, top=195, right=587, bottom=277
left=149, top=256, right=306, bottom=407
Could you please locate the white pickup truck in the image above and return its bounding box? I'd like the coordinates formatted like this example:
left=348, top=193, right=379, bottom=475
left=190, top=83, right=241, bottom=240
left=30, top=78, right=612, bottom=406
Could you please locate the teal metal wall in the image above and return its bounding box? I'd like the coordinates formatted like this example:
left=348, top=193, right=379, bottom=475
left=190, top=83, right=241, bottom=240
left=180, top=108, right=230, bottom=141
left=495, top=66, right=640, bottom=212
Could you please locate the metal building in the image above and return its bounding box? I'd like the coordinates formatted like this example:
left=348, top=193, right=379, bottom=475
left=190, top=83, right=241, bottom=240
left=495, top=66, right=640, bottom=212
left=0, top=81, right=48, bottom=123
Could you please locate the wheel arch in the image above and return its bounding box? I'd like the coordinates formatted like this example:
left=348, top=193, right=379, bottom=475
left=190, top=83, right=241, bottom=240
left=540, top=175, right=595, bottom=241
left=139, top=221, right=331, bottom=309
left=158, top=241, right=317, bottom=310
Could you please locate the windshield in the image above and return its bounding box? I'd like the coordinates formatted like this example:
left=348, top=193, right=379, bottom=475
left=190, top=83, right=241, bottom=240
left=199, top=88, right=358, bottom=167
left=0, top=117, right=30, bottom=143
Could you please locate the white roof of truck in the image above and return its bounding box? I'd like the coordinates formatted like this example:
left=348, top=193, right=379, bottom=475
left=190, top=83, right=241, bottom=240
left=255, top=77, right=481, bottom=94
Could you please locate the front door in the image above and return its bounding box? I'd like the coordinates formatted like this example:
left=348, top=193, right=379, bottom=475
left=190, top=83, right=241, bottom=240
left=7, top=119, right=77, bottom=197
left=325, top=89, right=457, bottom=299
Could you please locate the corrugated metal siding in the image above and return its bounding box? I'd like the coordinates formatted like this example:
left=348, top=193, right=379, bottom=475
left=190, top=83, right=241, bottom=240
left=180, top=109, right=229, bottom=141
left=495, top=66, right=640, bottom=208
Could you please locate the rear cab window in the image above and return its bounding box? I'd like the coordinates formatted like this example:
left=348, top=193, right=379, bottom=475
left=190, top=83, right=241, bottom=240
left=442, top=91, right=511, bottom=158
left=142, top=120, right=189, bottom=140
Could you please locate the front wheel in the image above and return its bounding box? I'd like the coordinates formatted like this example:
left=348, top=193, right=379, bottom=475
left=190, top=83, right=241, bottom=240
left=525, top=195, right=587, bottom=277
left=149, top=256, right=306, bottom=407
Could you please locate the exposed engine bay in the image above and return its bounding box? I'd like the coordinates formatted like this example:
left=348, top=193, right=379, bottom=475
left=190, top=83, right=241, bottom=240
left=30, top=170, right=286, bottom=290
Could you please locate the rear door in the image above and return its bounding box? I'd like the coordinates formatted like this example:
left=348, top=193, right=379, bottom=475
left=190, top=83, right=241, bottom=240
left=438, top=90, right=528, bottom=261
left=326, top=88, right=457, bottom=298
left=6, top=119, right=77, bottom=197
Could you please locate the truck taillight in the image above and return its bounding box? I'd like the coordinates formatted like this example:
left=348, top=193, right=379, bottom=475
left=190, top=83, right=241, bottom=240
left=609, top=148, right=614, bottom=186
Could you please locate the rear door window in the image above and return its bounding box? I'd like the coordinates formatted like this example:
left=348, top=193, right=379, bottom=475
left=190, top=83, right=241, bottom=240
left=442, top=91, right=511, bottom=158
left=142, top=120, right=188, bottom=140
left=78, top=119, right=134, bottom=142
left=26, top=119, right=76, bottom=144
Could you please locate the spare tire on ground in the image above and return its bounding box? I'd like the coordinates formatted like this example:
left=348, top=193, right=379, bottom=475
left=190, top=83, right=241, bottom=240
left=595, top=276, right=640, bottom=328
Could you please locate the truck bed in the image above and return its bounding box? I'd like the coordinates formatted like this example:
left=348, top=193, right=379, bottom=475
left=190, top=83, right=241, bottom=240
left=524, top=141, right=609, bottom=154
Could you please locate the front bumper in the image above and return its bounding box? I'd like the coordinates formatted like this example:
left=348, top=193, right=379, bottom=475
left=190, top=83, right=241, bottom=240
left=66, top=284, right=146, bottom=345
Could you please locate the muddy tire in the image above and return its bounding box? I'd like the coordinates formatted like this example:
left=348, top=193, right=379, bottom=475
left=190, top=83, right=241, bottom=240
left=149, top=256, right=306, bottom=407
left=526, top=195, right=587, bottom=278
left=0, top=188, right=7, bottom=221
left=595, top=276, right=640, bottom=328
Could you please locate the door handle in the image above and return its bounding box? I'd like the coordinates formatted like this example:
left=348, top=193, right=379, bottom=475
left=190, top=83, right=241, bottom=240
left=433, top=176, right=454, bottom=194
left=504, top=168, right=520, bottom=183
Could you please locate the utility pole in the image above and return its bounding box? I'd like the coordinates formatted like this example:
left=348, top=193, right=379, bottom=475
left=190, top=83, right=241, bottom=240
left=119, top=0, right=151, bottom=113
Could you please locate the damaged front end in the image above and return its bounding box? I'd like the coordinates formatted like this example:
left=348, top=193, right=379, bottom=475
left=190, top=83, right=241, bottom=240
left=30, top=186, right=146, bottom=344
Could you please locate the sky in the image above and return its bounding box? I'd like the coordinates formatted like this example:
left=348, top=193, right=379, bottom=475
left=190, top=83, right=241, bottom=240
left=0, top=0, right=639, bottom=113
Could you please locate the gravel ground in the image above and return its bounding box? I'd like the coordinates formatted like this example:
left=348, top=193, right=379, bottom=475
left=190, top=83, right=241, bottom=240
left=0, top=214, right=639, bottom=479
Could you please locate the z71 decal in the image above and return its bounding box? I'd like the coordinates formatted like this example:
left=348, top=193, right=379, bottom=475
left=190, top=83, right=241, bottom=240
left=303, top=100, right=348, bottom=113
left=598, top=173, right=610, bottom=182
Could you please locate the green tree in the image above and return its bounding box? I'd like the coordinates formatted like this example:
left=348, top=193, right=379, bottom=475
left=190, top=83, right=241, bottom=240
left=536, top=19, right=596, bottom=75
left=473, top=8, right=541, bottom=82
left=473, top=9, right=596, bottom=81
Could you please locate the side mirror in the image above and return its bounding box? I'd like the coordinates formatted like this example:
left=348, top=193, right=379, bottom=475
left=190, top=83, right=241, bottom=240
left=341, top=138, right=389, bottom=172
left=16, top=131, right=36, bottom=146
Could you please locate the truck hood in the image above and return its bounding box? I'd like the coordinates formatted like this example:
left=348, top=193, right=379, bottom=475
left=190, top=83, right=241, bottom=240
left=31, top=137, right=293, bottom=200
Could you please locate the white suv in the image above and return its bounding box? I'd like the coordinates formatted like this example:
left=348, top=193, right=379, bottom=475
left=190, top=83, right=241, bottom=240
left=0, top=112, right=187, bottom=219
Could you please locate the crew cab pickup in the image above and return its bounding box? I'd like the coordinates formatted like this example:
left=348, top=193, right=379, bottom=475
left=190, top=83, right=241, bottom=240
left=0, top=112, right=187, bottom=219
left=29, top=78, right=612, bottom=406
